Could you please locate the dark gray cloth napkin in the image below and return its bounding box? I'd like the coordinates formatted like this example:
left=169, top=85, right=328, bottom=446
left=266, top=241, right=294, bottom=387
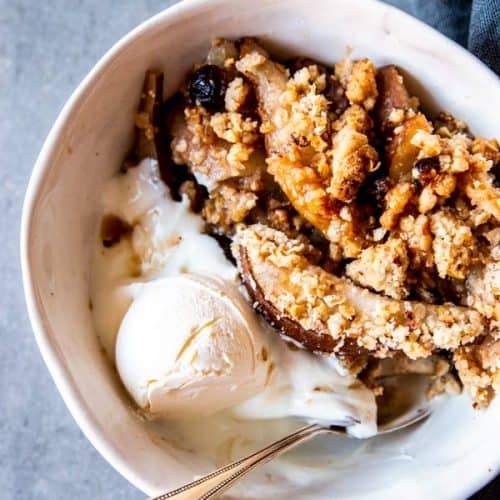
left=385, top=0, right=500, bottom=74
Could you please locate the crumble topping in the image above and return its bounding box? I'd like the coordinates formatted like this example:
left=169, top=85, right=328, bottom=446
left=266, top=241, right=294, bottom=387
left=172, top=106, right=249, bottom=182
left=380, top=182, right=414, bottom=230
left=430, top=209, right=477, bottom=280
left=210, top=112, right=259, bottom=145
left=163, top=37, right=499, bottom=408
left=235, top=224, right=485, bottom=360
left=224, top=77, right=252, bottom=112
left=454, top=336, right=500, bottom=408
left=202, top=184, right=257, bottom=231
left=345, top=238, right=409, bottom=299
left=335, top=58, right=378, bottom=111
left=330, top=126, right=379, bottom=202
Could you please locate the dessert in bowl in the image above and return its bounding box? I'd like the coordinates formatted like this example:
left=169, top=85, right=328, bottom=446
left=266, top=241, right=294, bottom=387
left=21, top=0, right=500, bottom=498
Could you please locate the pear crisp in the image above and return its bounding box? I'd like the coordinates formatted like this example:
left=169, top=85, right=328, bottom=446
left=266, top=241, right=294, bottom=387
left=160, top=38, right=499, bottom=408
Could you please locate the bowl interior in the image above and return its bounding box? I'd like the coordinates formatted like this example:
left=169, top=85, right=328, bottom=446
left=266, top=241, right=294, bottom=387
left=23, top=0, right=500, bottom=498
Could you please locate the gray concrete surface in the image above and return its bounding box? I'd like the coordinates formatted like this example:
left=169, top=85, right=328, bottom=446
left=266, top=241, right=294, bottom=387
left=0, top=1, right=496, bottom=499
left=0, top=2, right=179, bottom=499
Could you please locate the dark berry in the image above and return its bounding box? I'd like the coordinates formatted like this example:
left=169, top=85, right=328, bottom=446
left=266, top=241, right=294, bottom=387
left=188, top=64, right=228, bottom=111
left=491, top=162, right=500, bottom=188
left=324, top=76, right=349, bottom=115
left=357, top=173, right=393, bottom=213
left=412, top=157, right=439, bottom=187
left=372, top=177, right=393, bottom=206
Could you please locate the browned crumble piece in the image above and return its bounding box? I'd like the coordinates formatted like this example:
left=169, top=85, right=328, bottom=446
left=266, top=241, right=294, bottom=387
left=462, top=150, right=500, bottom=222
left=225, top=77, right=252, bottom=112
left=380, top=182, right=414, bottom=230
left=454, top=336, right=500, bottom=408
left=335, top=59, right=378, bottom=111
left=202, top=184, right=258, bottom=233
left=345, top=238, right=409, bottom=299
left=430, top=209, right=477, bottom=280
left=330, top=126, right=379, bottom=202
left=210, top=112, right=259, bottom=144
left=398, top=214, right=433, bottom=267
left=332, top=104, right=373, bottom=134
left=466, top=259, right=500, bottom=321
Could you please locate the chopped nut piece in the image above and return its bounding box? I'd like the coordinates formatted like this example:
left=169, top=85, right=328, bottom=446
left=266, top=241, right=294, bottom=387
left=380, top=182, right=414, bottom=230
left=411, top=130, right=442, bottom=157
left=398, top=214, right=433, bottom=267
left=418, top=185, right=439, bottom=213
left=433, top=111, right=470, bottom=138
left=471, top=137, right=500, bottom=164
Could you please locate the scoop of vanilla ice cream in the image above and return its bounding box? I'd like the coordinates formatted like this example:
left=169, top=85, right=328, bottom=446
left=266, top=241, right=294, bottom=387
left=116, top=275, right=273, bottom=418
left=92, top=158, right=238, bottom=359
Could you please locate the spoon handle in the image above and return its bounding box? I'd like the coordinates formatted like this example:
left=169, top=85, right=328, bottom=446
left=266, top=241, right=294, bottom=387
left=150, top=423, right=333, bottom=500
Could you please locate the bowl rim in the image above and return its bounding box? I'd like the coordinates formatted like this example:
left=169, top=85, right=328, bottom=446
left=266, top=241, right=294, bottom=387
left=20, top=0, right=500, bottom=497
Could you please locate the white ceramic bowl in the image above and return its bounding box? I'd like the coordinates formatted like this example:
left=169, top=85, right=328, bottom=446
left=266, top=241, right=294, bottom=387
left=21, top=0, right=500, bottom=498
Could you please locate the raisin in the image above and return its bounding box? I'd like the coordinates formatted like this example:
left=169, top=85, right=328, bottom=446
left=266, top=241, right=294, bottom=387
left=324, top=76, right=349, bottom=115
left=492, top=162, right=500, bottom=188
left=188, top=64, right=228, bottom=111
left=357, top=173, right=393, bottom=213
left=412, top=157, right=440, bottom=187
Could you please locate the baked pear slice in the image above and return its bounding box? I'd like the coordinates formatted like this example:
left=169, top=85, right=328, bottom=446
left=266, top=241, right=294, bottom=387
left=233, top=224, right=486, bottom=364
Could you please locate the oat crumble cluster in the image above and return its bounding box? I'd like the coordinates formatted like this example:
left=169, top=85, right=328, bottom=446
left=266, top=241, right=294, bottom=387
left=112, top=38, right=499, bottom=409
